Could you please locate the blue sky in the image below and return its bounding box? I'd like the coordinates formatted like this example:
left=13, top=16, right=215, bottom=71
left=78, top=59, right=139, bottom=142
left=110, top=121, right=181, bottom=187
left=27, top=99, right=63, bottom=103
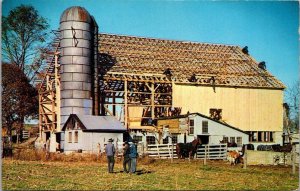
left=2, top=0, right=299, bottom=88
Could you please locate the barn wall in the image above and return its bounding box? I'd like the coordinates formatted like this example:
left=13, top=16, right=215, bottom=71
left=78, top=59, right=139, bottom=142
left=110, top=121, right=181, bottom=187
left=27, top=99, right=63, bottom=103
left=172, top=85, right=283, bottom=132
left=63, top=130, right=123, bottom=153
left=185, top=115, right=249, bottom=145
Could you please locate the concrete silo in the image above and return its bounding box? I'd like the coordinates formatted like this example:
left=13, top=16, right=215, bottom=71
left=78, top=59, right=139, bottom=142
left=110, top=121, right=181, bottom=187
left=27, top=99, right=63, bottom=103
left=59, top=6, right=98, bottom=128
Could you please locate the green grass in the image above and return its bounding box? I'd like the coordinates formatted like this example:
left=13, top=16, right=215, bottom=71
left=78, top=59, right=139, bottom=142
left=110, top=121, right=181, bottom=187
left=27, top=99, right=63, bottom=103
left=2, top=158, right=299, bottom=190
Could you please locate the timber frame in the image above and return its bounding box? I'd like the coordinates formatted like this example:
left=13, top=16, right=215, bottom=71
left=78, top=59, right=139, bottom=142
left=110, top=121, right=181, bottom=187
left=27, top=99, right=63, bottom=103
left=38, top=31, right=285, bottom=134
left=38, top=31, right=61, bottom=136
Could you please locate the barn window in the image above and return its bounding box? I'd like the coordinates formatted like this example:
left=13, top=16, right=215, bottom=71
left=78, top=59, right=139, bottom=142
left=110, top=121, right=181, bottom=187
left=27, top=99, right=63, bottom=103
left=237, top=137, right=242, bottom=147
left=163, top=137, right=169, bottom=144
left=209, top=108, right=222, bottom=120
left=264, top=132, right=269, bottom=142
left=202, top=121, right=208, bottom=134
left=189, top=119, right=194, bottom=135
left=68, top=132, right=72, bottom=143
left=247, top=131, right=274, bottom=142
left=270, top=132, right=273, bottom=142
left=74, top=131, right=78, bottom=143
left=133, top=135, right=142, bottom=142
left=230, top=137, right=235, bottom=143
left=258, top=132, right=262, bottom=142
left=223, top=137, right=228, bottom=143
left=172, top=135, right=178, bottom=144
left=146, top=136, right=156, bottom=145
left=252, top=132, right=257, bottom=142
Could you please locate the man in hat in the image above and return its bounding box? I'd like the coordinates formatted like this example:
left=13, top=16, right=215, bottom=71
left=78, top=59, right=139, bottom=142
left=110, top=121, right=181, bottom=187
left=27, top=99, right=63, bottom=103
left=123, top=141, right=131, bottom=173
left=105, top=138, right=115, bottom=173
left=129, top=139, right=138, bottom=173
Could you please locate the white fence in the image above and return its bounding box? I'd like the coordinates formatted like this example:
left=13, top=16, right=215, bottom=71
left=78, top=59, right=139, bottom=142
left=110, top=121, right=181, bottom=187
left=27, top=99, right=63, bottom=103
left=196, top=144, right=227, bottom=160
left=22, top=131, right=30, bottom=139
left=145, top=143, right=227, bottom=160
left=146, top=144, right=177, bottom=159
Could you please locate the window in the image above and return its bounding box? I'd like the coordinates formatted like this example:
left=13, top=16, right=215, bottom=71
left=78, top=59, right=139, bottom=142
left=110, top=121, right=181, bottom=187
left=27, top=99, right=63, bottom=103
left=270, top=132, right=273, bottom=142
left=264, top=132, right=269, bottom=142
left=163, top=138, right=169, bottom=144
left=146, top=136, right=156, bottom=145
left=252, top=132, right=257, bottom=142
left=209, top=108, right=222, bottom=120
left=189, top=119, right=194, bottom=135
left=202, top=121, right=208, bottom=133
left=133, top=135, right=143, bottom=142
left=247, top=131, right=274, bottom=142
left=172, top=135, right=178, bottom=144
left=68, top=132, right=72, bottom=143
left=258, top=132, right=262, bottom=142
left=230, top=137, right=235, bottom=143
left=74, top=131, right=78, bottom=143
left=237, top=137, right=242, bottom=147
left=223, top=137, right=228, bottom=143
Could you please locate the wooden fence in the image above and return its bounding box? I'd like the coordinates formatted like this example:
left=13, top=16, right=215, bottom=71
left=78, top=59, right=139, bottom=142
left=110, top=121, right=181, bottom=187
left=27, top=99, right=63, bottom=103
left=146, top=144, right=177, bottom=159
left=196, top=144, right=227, bottom=160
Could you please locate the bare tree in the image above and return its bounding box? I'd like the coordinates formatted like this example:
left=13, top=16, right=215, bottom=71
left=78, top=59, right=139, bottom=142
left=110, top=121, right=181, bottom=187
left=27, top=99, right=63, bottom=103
left=2, top=4, right=49, bottom=83
left=284, top=81, right=299, bottom=136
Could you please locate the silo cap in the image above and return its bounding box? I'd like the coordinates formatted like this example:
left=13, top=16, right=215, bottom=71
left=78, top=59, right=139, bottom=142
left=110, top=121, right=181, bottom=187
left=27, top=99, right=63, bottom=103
left=60, top=6, right=91, bottom=23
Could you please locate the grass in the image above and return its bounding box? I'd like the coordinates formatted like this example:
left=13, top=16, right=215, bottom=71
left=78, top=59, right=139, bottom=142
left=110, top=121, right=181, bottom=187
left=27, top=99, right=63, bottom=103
left=2, top=157, right=299, bottom=190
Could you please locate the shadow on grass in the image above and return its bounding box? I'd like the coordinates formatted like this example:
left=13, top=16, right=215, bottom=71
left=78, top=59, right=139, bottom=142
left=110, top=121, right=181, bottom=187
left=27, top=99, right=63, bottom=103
left=116, top=169, right=153, bottom=175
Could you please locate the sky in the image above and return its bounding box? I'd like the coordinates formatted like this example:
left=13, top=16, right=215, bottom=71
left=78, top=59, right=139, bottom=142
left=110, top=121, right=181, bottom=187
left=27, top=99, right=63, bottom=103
left=2, top=0, right=299, bottom=89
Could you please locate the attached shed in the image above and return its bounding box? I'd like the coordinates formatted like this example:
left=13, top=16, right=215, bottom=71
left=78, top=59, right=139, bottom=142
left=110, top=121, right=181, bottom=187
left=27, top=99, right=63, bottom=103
left=61, top=114, right=126, bottom=154
left=157, top=113, right=249, bottom=146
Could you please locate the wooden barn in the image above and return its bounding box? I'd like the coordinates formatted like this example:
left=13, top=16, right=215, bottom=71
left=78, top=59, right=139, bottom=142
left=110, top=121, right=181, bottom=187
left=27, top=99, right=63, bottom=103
left=37, top=7, right=285, bottom=152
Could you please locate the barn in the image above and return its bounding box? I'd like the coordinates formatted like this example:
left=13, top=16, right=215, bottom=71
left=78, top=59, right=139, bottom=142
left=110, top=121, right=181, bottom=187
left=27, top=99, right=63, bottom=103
left=37, top=6, right=285, bottom=152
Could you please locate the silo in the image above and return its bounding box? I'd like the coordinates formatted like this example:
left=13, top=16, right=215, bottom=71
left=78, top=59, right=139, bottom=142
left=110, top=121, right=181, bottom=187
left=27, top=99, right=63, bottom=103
left=59, top=6, right=94, bottom=127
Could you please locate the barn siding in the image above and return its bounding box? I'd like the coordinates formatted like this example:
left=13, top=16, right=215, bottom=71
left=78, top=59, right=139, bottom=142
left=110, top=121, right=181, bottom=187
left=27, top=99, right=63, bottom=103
left=184, top=115, right=249, bottom=145
left=63, top=130, right=123, bottom=153
left=172, top=84, right=283, bottom=132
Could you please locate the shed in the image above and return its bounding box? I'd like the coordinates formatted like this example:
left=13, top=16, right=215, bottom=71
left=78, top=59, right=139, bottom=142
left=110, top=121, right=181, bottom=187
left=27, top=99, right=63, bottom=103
left=157, top=113, right=249, bottom=146
left=61, top=114, right=126, bottom=154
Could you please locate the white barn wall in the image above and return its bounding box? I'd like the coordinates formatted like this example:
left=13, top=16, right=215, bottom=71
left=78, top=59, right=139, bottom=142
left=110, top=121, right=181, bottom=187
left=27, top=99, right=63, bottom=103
left=63, top=130, right=123, bottom=153
left=181, top=115, right=249, bottom=145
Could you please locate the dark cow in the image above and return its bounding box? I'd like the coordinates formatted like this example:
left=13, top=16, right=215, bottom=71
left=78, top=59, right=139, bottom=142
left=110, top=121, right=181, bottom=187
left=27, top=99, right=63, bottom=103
left=176, top=138, right=201, bottom=159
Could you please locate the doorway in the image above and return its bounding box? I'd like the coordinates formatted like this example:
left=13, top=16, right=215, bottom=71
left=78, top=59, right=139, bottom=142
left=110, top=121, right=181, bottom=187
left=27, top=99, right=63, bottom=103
left=197, top=135, right=209, bottom=144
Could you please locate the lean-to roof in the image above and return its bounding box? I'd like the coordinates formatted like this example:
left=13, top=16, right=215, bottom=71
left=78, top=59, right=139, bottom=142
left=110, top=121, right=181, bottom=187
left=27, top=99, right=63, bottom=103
left=99, top=33, right=285, bottom=89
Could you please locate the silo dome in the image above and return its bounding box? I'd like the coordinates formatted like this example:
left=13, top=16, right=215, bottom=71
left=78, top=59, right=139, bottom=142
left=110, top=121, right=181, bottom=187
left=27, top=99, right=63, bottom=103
left=60, top=6, right=91, bottom=23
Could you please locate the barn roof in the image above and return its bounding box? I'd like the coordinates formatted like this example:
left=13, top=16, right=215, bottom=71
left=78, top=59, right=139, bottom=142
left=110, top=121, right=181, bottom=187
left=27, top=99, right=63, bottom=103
left=158, top=112, right=248, bottom=134
left=99, top=33, right=285, bottom=89
left=62, top=114, right=126, bottom=132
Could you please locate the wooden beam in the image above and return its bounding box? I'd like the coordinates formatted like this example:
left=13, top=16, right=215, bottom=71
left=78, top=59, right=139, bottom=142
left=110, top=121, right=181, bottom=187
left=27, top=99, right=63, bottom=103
left=151, top=82, right=155, bottom=119
left=124, top=79, right=128, bottom=129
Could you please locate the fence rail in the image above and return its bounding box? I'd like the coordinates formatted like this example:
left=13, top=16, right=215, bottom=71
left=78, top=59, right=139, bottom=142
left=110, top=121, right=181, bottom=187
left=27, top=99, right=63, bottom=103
left=196, top=144, right=227, bottom=160
left=145, top=143, right=227, bottom=160
left=146, top=144, right=177, bottom=159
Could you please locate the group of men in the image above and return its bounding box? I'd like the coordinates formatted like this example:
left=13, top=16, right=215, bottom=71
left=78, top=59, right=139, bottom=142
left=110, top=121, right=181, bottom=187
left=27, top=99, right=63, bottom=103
left=105, top=138, right=138, bottom=173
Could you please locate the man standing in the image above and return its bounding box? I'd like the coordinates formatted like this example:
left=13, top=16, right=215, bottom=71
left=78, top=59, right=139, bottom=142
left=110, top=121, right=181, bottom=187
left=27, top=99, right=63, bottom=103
left=129, top=140, right=138, bottom=173
left=105, top=138, right=115, bottom=173
left=123, top=141, right=131, bottom=173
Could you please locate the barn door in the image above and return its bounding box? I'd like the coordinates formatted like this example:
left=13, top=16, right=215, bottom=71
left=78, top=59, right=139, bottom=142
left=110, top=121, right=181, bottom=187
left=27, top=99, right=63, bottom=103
left=197, top=135, right=209, bottom=144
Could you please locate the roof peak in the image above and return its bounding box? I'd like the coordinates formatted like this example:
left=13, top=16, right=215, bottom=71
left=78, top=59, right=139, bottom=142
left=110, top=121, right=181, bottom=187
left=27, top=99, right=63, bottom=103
left=99, top=32, right=238, bottom=47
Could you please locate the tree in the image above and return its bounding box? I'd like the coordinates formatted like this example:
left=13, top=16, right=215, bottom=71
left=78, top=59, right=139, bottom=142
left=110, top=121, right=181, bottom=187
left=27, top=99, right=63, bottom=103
left=284, top=81, right=299, bottom=135
left=2, top=4, right=49, bottom=83
left=2, top=63, right=38, bottom=143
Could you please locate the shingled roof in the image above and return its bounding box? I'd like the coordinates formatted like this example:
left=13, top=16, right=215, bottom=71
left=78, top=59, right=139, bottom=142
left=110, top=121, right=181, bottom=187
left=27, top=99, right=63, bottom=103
left=98, top=33, right=285, bottom=89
